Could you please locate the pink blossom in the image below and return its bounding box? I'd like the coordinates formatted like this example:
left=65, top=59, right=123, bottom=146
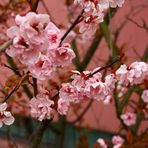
left=85, top=79, right=108, bottom=100
left=15, top=12, right=50, bottom=51
left=59, top=83, right=80, bottom=103
left=127, top=62, right=148, bottom=85
left=115, top=64, right=129, bottom=85
left=116, top=62, right=148, bottom=85
left=120, top=112, right=136, bottom=126
left=74, top=0, right=98, bottom=12
left=6, top=22, right=40, bottom=65
left=141, top=90, right=148, bottom=103
left=97, top=138, right=108, bottom=148
left=105, top=74, right=116, bottom=90
left=48, top=43, right=75, bottom=67
left=103, top=95, right=112, bottom=104
left=71, top=71, right=90, bottom=91
left=112, top=136, right=124, bottom=148
left=99, top=0, right=125, bottom=10
left=45, top=22, right=62, bottom=49
left=28, top=54, right=54, bottom=80
left=57, top=98, right=70, bottom=115
left=0, top=103, right=15, bottom=128
left=79, top=9, right=104, bottom=39
left=29, top=93, right=54, bottom=121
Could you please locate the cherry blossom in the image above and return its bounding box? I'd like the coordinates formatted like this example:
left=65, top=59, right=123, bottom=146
left=120, top=112, right=136, bottom=126
left=57, top=98, right=70, bottom=115
left=141, top=90, right=148, bottom=103
left=78, top=5, right=104, bottom=40
left=127, top=61, right=148, bottom=85
left=0, top=103, right=15, bottom=128
left=29, top=93, right=54, bottom=121
left=59, top=83, right=80, bottom=103
left=104, top=74, right=116, bottom=90
left=116, top=62, right=148, bottom=85
left=28, top=54, right=55, bottom=80
left=48, top=43, right=75, bottom=67
left=112, top=135, right=124, bottom=148
left=45, top=22, right=62, bottom=49
left=99, top=0, right=125, bottom=10
left=115, top=64, right=129, bottom=85
left=15, top=12, right=50, bottom=51
left=97, top=138, right=108, bottom=148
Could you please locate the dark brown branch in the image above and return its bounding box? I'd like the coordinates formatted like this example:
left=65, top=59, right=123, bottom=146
left=31, top=0, right=40, bottom=12
left=89, top=57, right=121, bottom=77
left=127, top=17, right=148, bottom=31
left=31, top=119, right=51, bottom=148
left=2, top=85, right=19, bottom=103
left=2, top=63, right=21, bottom=76
left=59, top=9, right=84, bottom=46
left=32, top=78, right=38, bottom=96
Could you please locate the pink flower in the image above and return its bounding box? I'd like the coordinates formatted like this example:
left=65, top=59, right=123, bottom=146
left=15, top=12, right=50, bottom=51
left=74, top=0, right=98, bottom=12
left=0, top=103, right=15, bottom=128
left=115, top=64, right=129, bottom=85
left=103, top=95, right=112, bottom=104
left=116, top=62, right=148, bottom=85
left=120, top=112, right=136, bottom=126
left=85, top=79, right=107, bottom=100
left=57, top=99, right=70, bottom=115
left=59, top=83, right=80, bottom=103
left=6, top=20, right=41, bottom=65
left=79, top=8, right=104, bottom=39
left=97, top=138, right=107, bottom=148
left=105, top=74, right=116, bottom=90
left=99, top=0, right=125, bottom=10
left=127, top=62, right=148, bottom=85
left=28, top=54, right=55, bottom=80
left=45, top=22, right=62, bottom=49
left=29, top=93, right=54, bottom=121
left=48, top=43, right=75, bottom=67
left=71, top=71, right=90, bottom=91
left=112, top=136, right=124, bottom=148
left=141, top=90, right=148, bottom=103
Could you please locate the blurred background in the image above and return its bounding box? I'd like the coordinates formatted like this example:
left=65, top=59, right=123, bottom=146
left=0, top=0, right=148, bottom=147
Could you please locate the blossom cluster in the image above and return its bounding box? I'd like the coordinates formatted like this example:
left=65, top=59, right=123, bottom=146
left=6, top=12, right=75, bottom=80
left=58, top=69, right=116, bottom=115
left=74, top=0, right=125, bottom=40
left=97, top=135, right=124, bottom=148
left=58, top=61, right=148, bottom=116
left=0, top=103, right=14, bottom=128
left=30, top=93, right=54, bottom=121
left=116, top=61, right=148, bottom=86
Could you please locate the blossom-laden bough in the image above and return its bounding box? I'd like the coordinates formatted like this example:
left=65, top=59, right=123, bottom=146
left=0, top=0, right=148, bottom=147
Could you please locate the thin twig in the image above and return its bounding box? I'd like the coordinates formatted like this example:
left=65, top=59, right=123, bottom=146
left=31, top=0, right=40, bottom=12
left=89, top=57, right=121, bottom=76
left=0, top=39, right=12, bottom=53
left=32, top=78, right=38, bottom=96
left=59, top=9, right=84, bottom=46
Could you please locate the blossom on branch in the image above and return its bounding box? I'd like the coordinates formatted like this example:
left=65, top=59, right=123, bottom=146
left=116, top=62, right=148, bottom=86
left=120, top=112, right=136, bottom=126
left=141, top=90, right=148, bottom=103
left=112, top=135, right=124, bottom=148
left=0, top=103, right=15, bottom=128
left=29, top=93, right=54, bottom=121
